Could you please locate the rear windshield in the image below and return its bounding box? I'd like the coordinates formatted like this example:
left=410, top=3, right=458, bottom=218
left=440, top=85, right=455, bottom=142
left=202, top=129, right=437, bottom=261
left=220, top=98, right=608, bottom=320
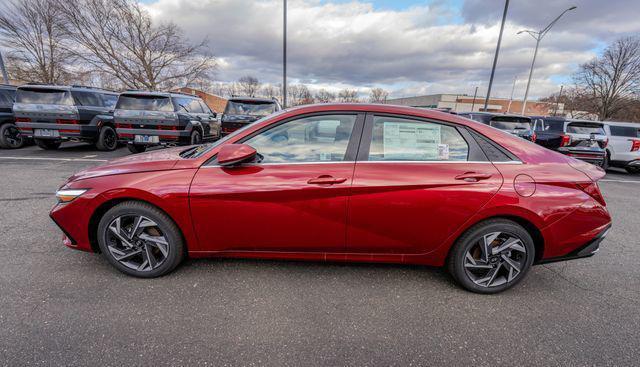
left=489, top=117, right=532, bottom=130
left=224, top=101, right=276, bottom=117
left=16, top=88, right=74, bottom=105
left=609, top=125, right=640, bottom=137
left=116, top=95, right=173, bottom=112
left=567, top=123, right=605, bottom=135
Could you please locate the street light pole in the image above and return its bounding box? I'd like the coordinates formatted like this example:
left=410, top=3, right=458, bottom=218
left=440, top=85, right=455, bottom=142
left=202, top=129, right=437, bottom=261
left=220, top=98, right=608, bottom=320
left=518, top=5, right=576, bottom=115
left=282, top=0, right=287, bottom=108
left=484, top=0, right=509, bottom=112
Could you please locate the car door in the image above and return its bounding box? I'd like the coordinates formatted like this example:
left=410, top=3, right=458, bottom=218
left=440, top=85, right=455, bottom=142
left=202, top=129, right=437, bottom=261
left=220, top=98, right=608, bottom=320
left=72, top=91, right=106, bottom=121
left=197, top=100, right=219, bottom=139
left=347, top=114, right=503, bottom=255
left=189, top=112, right=365, bottom=253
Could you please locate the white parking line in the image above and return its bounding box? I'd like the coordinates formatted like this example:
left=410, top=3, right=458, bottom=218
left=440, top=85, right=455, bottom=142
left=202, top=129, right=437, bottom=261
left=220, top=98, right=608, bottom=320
left=600, top=179, right=640, bottom=183
left=0, top=156, right=108, bottom=162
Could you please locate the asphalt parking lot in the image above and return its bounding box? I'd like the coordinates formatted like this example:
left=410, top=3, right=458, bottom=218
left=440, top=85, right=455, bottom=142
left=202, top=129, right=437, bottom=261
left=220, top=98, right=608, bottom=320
left=0, top=143, right=639, bottom=366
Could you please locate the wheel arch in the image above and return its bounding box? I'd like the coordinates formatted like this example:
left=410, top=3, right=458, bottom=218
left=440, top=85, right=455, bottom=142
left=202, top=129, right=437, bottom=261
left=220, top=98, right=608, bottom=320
left=88, top=197, right=188, bottom=255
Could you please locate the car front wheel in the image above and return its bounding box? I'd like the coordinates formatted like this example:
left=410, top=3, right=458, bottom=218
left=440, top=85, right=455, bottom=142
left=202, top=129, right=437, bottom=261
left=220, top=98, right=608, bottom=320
left=190, top=129, right=202, bottom=145
left=35, top=139, right=61, bottom=150
left=448, top=219, right=535, bottom=294
left=97, top=201, right=184, bottom=278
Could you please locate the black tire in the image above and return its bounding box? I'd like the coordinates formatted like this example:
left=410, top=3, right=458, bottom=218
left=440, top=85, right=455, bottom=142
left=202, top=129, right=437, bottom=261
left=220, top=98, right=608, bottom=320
left=97, top=201, right=185, bottom=278
left=0, top=123, right=25, bottom=149
left=35, top=139, right=61, bottom=150
left=95, top=125, right=118, bottom=151
left=601, top=152, right=610, bottom=171
left=127, top=144, right=147, bottom=154
left=190, top=129, right=202, bottom=145
left=447, top=219, right=535, bottom=294
left=625, top=167, right=640, bottom=174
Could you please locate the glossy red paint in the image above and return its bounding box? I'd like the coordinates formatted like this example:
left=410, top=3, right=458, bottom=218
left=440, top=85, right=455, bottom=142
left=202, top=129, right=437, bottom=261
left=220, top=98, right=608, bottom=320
left=50, top=103, right=611, bottom=268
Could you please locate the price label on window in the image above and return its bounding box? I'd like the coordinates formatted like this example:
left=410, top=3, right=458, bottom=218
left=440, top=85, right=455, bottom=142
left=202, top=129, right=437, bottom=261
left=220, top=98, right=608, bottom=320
left=383, top=122, right=441, bottom=160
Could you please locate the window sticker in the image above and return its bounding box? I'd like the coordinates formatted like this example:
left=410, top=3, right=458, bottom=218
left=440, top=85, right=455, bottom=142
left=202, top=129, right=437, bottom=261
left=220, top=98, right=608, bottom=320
left=383, top=122, right=441, bottom=160
left=438, top=144, right=449, bottom=160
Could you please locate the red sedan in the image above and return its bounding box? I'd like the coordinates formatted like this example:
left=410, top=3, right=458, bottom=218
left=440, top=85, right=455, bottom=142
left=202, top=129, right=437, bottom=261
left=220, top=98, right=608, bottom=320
left=51, top=104, right=611, bottom=293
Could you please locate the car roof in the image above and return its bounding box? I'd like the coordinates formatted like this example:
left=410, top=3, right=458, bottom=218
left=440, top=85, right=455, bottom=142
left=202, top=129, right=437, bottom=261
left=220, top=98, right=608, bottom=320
left=17, top=84, right=117, bottom=94
left=600, top=120, right=640, bottom=128
left=0, top=84, right=16, bottom=91
left=120, top=91, right=200, bottom=99
left=458, top=111, right=529, bottom=118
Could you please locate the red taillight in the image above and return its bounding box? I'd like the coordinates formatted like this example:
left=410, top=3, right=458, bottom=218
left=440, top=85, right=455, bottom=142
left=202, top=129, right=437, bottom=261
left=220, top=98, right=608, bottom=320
left=116, top=123, right=132, bottom=129
left=531, top=133, right=537, bottom=143
left=15, top=117, right=31, bottom=122
left=56, top=119, right=79, bottom=124
left=561, top=134, right=571, bottom=147
left=158, top=125, right=177, bottom=131
left=577, top=182, right=606, bottom=206
left=602, top=138, right=608, bottom=148
left=630, top=139, right=640, bottom=152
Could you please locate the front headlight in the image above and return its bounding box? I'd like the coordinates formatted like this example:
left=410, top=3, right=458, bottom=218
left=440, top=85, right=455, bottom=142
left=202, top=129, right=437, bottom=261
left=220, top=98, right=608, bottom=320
left=55, top=189, right=88, bottom=203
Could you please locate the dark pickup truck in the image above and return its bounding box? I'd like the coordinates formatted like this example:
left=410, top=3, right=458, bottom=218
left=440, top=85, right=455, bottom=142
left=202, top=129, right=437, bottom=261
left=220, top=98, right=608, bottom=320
left=457, top=112, right=536, bottom=142
left=531, top=116, right=608, bottom=167
left=115, top=91, right=220, bottom=153
left=221, top=97, right=281, bottom=135
left=13, top=85, right=119, bottom=150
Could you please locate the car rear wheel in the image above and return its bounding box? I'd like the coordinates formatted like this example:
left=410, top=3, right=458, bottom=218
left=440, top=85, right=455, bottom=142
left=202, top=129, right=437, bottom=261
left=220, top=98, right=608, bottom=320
left=127, top=144, right=147, bottom=154
left=448, top=219, right=535, bottom=294
left=190, top=129, right=202, bottom=145
left=34, top=139, right=61, bottom=150
left=97, top=201, right=185, bottom=278
left=95, top=126, right=118, bottom=151
left=0, top=123, right=25, bottom=149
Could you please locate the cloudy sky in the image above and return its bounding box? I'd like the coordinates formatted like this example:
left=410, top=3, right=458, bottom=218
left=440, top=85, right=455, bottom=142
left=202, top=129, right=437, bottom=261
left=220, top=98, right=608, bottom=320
left=142, top=0, right=640, bottom=99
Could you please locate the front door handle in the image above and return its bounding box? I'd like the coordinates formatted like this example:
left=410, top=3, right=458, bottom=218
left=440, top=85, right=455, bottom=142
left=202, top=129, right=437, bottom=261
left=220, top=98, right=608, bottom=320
left=455, top=172, right=493, bottom=182
left=307, top=175, right=347, bottom=185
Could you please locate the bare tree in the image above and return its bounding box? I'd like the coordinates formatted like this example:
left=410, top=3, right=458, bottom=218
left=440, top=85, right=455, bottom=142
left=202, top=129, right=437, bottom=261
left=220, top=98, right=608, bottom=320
left=57, top=0, right=214, bottom=90
left=261, top=84, right=279, bottom=99
left=314, top=89, right=335, bottom=103
left=288, top=84, right=314, bottom=106
left=573, top=36, right=640, bottom=120
left=338, top=89, right=360, bottom=103
left=236, top=75, right=261, bottom=97
left=0, top=0, right=71, bottom=83
left=368, top=87, right=389, bottom=103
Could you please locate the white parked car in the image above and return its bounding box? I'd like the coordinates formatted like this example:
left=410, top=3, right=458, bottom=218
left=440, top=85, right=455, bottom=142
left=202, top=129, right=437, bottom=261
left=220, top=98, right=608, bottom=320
left=602, top=121, right=640, bottom=173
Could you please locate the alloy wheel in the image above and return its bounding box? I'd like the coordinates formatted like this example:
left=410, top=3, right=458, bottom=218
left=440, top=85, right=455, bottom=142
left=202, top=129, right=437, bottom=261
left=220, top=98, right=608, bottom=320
left=104, top=128, right=117, bottom=150
left=463, top=231, right=528, bottom=288
left=3, top=125, right=24, bottom=148
left=105, top=215, right=170, bottom=272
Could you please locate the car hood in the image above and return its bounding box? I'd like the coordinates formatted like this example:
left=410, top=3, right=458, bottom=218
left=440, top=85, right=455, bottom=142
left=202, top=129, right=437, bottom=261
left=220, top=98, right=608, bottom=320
left=67, top=146, right=188, bottom=182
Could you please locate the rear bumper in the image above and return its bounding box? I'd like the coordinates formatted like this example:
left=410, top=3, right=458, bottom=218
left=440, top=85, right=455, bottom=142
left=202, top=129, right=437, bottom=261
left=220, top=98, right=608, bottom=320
left=16, top=121, right=98, bottom=141
left=557, top=147, right=605, bottom=165
left=537, top=224, right=611, bottom=264
left=610, top=158, right=640, bottom=168
left=116, top=127, right=191, bottom=146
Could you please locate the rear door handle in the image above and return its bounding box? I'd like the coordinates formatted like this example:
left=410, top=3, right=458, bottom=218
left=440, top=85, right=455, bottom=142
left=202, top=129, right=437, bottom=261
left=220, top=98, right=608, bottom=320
left=455, top=172, right=493, bottom=182
left=307, top=175, right=348, bottom=185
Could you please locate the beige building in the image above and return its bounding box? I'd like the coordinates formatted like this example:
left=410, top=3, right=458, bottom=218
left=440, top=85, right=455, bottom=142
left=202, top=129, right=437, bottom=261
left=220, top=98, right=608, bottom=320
left=386, top=94, right=564, bottom=116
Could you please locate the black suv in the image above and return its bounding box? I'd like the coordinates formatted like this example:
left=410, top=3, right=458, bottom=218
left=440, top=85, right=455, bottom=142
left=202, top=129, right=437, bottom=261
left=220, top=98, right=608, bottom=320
left=531, top=116, right=608, bottom=167
left=13, top=85, right=119, bottom=150
left=458, top=112, right=536, bottom=142
left=221, top=97, right=281, bottom=135
left=114, top=91, right=220, bottom=153
left=0, top=84, right=27, bottom=149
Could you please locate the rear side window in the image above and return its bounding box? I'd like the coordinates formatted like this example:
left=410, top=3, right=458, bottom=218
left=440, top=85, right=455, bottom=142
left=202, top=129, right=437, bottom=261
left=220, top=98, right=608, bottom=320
left=567, top=123, right=605, bottom=135
left=0, top=89, right=14, bottom=106
left=15, top=88, right=74, bottom=105
left=367, top=116, right=468, bottom=161
left=116, top=95, right=173, bottom=112
left=609, top=126, right=640, bottom=137
left=72, top=91, right=102, bottom=107
left=102, top=94, right=118, bottom=109
left=540, top=119, right=564, bottom=132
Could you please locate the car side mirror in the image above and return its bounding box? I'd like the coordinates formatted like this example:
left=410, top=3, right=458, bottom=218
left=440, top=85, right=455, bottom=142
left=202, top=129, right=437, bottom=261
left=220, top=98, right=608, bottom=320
left=218, top=144, right=257, bottom=166
left=211, top=112, right=217, bottom=118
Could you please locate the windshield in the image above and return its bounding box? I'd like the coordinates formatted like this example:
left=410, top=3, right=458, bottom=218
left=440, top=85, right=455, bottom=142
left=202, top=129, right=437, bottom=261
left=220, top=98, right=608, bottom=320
left=224, top=101, right=275, bottom=117
left=567, top=123, right=605, bottom=135
left=16, top=88, right=74, bottom=105
left=116, top=95, right=173, bottom=112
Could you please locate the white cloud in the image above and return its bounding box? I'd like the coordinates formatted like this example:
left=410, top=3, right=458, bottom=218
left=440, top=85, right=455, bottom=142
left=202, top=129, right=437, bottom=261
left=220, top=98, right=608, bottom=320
left=143, top=0, right=638, bottom=99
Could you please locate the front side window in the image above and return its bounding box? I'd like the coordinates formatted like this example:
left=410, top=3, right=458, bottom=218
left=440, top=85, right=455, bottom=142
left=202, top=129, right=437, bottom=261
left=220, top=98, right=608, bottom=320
left=368, top=116, right=468, bottom=161
left=72, top=91, right=101, bottom=107
left=0, top=89, right=15, bottom=106
left=243, top=114, right=356, bottom=163
left=102, top=94, right=118, bottom=109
